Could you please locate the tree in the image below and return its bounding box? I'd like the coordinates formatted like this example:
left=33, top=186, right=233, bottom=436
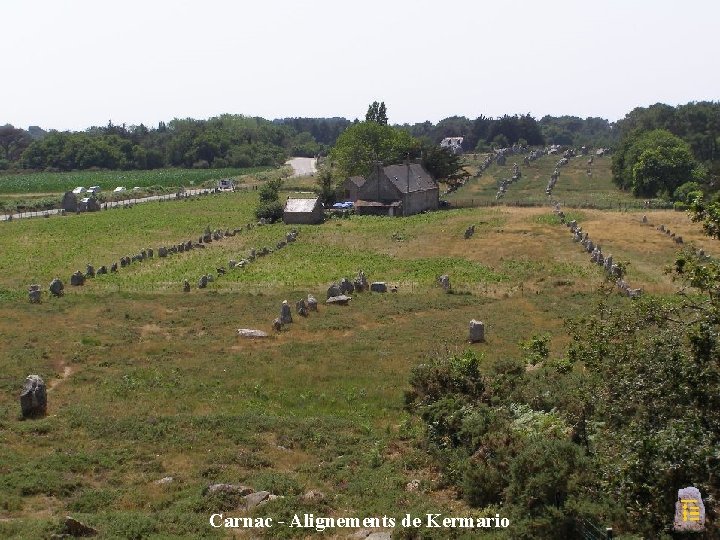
left=612, top=129, right=704, bottom=197
left=255, top=177, right=284, bottom=222
left=328, top=121, right=417, bottom=178
left=315, top=167, right=337, bottom=205
left=365, top=101, right=388, bottom=125
left=0, top=125, right=31, bottom=163
left=418, top=144, right=469, bottom=187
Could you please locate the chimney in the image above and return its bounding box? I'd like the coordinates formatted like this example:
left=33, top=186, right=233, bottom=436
left=405, top=155, right=410, bottom=193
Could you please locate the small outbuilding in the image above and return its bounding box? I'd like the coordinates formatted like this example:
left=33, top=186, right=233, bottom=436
left=283, top=197, right=323, bottom=225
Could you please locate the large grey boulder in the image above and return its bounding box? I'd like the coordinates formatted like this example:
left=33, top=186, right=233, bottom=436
left=370, top=282, right=387, bottom=293
left=206, top=484, right=254, bottom=496
left=469, top=320, right=485, bottom=343
left=28, top=285, right=41, bottom=304
left=327, top=283, right=341, bottom=298
left=326, top=295, right=351, bottom=305
left=438, top=274, right=451, bottom=291
left=280, top=301, right=293, bottom=324
left=70, top=271, right=85, bottom=286
left=339, top=278, right=355, bottom=294
left=243, top=491, right=270, bottom=510
left=238, top=329, right=269, bottom=338
left=20, top=375, right=47, bottom=418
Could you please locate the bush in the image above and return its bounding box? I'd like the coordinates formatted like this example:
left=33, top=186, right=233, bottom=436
left=254, top=201, right=283, bottom=222
left=673, top=201, right=688, bottom=211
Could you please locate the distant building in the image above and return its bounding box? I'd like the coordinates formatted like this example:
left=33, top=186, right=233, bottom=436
left=343, top=176, right=366, bottom=201
left=440, top=137, right=464, bottom=155
left=283, top=197, right=323, bottom=224
left=217, top=178, right=235, bottom=191
left=351, top=161, right=439, bottom=217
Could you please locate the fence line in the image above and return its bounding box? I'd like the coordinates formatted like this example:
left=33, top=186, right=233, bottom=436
left=0, top=185, right=259, bottom=223
left=446, top=198, right=673, bottom=211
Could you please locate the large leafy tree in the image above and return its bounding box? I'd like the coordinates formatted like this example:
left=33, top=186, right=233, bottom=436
left=612, top=129, right=704, bottom=197
left=329, top=121, right=416, bottom=178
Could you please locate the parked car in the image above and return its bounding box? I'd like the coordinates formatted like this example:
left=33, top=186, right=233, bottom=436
left=72, top=186, right=86, bottom=194
left=88, top=186, right=101, bottom=194
left=113, top=186, right=126, bottom=192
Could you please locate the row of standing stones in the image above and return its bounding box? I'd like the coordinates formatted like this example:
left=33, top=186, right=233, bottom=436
left=27, top=219, right=293, bottom=302
left=555, top=204, right=643, bottom=297
left=193, top=229, right=299, bottom=291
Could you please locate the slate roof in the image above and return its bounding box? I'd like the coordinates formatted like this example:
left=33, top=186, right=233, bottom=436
left=382, top=163, right=436, bottom=193
left=284, top=197, right=320, bottom=213
left=348, top=176, right=366, bottom=187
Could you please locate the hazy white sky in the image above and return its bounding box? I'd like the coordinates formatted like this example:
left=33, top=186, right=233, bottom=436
left=2, top=0, right=718, bottom=131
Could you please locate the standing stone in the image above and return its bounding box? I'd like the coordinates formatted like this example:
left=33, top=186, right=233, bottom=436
left=370, top=282, right=387, bottom=293
left=70, top=271, right=85, bottom=286
left=280, top=300, right=293, bottom=324
left=327, top=283, right=341, bottom=298
left=673, top=486, right=705, bottom=532
left=85, top=265, right=95, bottom=278
left=354, top=270, right=368, bottom=292
left=198, top=275, right=208, bottom=289
left=307, top=295, right=318, bottom=311
left=158, top=246, right=168, bottom=257
left=272, top=318, right=283, bottom=332
left=20, top=375, right=47, bottom=418
left=296, top=299, right=308, bottom=317
left=438, top=274, right=451, bottom=291
left=110, top=262, right=118, bottom=273
left=229, top=260, right=237, bottom=269
left=642, top=215, right=648, bottom=224
left=183, top=279, right=191, bottom=292
left=96, top=265, right=107, bottom=275
left=28, top=285, right=41, bottom=304
left=339, top=278, right=355, bottom=294
left=147, top=248, right=154, bottom=258
left=469, top=320, right=485, bottom=343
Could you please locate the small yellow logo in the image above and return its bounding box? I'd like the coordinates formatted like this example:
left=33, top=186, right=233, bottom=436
left=680, top=498, right=701, bottom=522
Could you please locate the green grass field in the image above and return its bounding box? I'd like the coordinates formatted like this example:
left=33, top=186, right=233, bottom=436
left=0, top=180, right=711, bottom=538
left=0, top=167, right=273, bottom=195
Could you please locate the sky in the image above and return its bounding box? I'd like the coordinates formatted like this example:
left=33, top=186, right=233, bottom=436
left=2, top=0, right=718, bottom=131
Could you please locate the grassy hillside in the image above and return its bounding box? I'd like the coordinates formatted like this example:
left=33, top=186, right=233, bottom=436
left=0, top=190, right=711, bottom=538
left=448, top=152, right=643, bottom=209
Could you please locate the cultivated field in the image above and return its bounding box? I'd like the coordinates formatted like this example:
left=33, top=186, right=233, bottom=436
left=0, top=185, right=710, bottom=538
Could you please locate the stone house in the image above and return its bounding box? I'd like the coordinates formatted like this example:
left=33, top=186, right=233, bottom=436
left=283, top=197, right=323, bottom=225
left=350, top=162, right=439, bottom=217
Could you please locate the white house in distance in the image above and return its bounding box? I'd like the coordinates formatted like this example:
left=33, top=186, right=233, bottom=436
left=440, top=137, right=464, bottom=155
